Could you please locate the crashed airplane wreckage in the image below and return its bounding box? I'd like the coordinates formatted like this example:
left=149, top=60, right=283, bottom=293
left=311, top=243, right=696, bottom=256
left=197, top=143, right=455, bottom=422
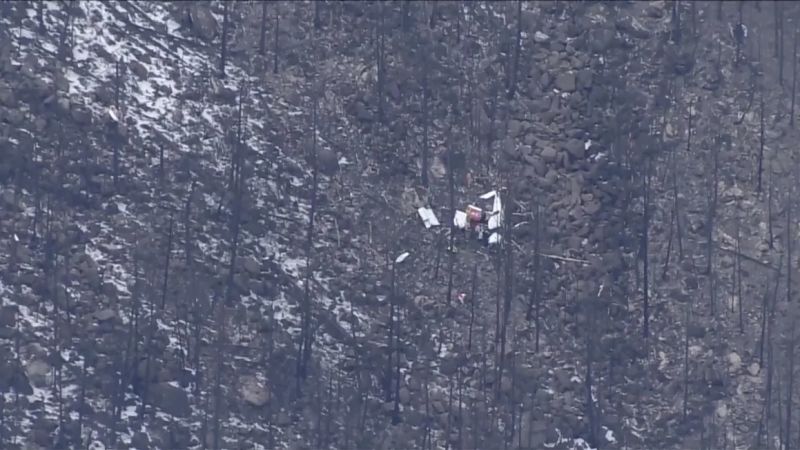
left=417, top=190, right=504, bottom=246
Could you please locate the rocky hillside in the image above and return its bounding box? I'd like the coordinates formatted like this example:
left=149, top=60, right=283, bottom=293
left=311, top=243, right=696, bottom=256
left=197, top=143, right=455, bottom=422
left=1, top=1, right=799, bottom=449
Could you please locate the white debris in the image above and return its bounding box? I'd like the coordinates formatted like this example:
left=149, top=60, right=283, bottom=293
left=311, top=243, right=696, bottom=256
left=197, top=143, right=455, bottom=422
left=488, top=233, right=501, bottom=245
left=107, top=107, right=118, bottom=123
left=338, top=156, right=351, bottom=166
left=488, top=196, right=502, bottom=230
left=584, top=139, right=592, bottom=151
left=417, top=207, right=440, bottom=229
left=395, top=252, right=410, bottom=264
left=533, top=31, right=550, bottom=43
left=479, top=190, right=497, bottom=200
left=453, top=210, right=468, bottom=229
left=604, top=427, right=617, bottom=444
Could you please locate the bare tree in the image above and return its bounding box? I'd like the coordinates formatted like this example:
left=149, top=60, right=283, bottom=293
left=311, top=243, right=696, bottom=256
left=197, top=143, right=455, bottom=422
left=160, top=213, right=174, bottom=309
left=672, top=0, right=681, bottom=45
left=297, top=82, right=320, bottom=389
left=642, top=158, right=651, bottom=338
left=507, top=0, right=522, bottom=99
left=792, top=28, right=798, bottom=127
left=259, top=2, right=268, bottom=56
left=274, top=7, right=280, bottom=73
left=682, top=299, right=690, bottom=421
left=420, top=34, right=430, bottom=188
left=220, top=2, right=229, bottom=78
left=758, top=87, right=765, bottom=193
left=376, top=2, right=386, bottom=124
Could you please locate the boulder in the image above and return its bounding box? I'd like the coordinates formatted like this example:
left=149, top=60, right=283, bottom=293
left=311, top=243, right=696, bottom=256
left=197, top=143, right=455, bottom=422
left=0, top=305, right=16, bottom=327
left=562, top=138, right=585, bottom=159
left=239, top=375, right=270, bottom=407
left=555, top=72, right=576, bottom=92
left=240, top=256, right=261, bottom=276
left=540, top=146, right=558, bottom=163
left=576, top=69, right=593, bottom=90
left=0, top=359, right=32, bottom=395
left=0, top=81, right=14, bottom=106
left=25, top=359, right=51, bottom=388
left=533, top=31, right=550, bottom=44
left=318, top=147, right=340, bottom=176
left=129, top=60, right=149, bottom=80
left=587, top=27, right=617, bottom=53
left=94, top=308, right=118, bottom=322
left=131, top=431, right=151, bottom=450
left=70, top=104, right=92, bottom=125
left=187, top=4, right=219, bottom=42
left=149, top=382, right=191, bottom=417
left=726, top=352, right=742, bottom=372
left=508, top=119, right=524, bottom=138
left=616, top=16, right=651, bottom=39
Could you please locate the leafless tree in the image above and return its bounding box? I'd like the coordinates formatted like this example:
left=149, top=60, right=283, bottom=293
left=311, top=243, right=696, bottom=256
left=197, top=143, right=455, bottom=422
left=220, top=2, right=229, bottom=78
left=259, top=2, right=267, bottom=55
left=297, top=80, right=320, bottom=389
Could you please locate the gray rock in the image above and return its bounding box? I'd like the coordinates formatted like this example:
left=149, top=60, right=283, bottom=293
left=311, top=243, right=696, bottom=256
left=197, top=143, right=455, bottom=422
left=0, top=81, right=14, bottom=106
left=576, top=69, right=593, bottom=90
left=94, top=308, right=118, bottom=322
left=540, top=146, right=558, bottom=163
left=240, top=256, right=261, bottom=276
left=129, top=60, right=149, bottom=79
left=6, top=108, right=24, bottom=125
left=25, top=359, right=51, bottom=388
left=533, top=31, right=550, bottom=44
left=399, top=386, right=410, bottom=403
left=562, top=139, right=584, bottom=159
left=0, top=306, right=18, bottom=327
left=616, top=16, right=651, bottom=39
left=748, top=363, right=760, bottom=377
left=0, top=359, right=32, bottom=395
left=354, top=101, right=373, bottom=123
left=131, top=431, right=151, bottom=450
left=508, top=119, right=524, bottom=138
left=727, top=352, right=742, bottom=372
left=187, top=4, right=219, bottom=42
left=149, top=382, right=191, bottom=417
left=555, top=72, right=576, bottom=92
left=588, top=27, right=617, bottom=53
left=239, top=375, right=270, bottom=407
left=70, top=105, right=92, bottom=125
left=318, top=147, right=339, bottom=176
left=502, top=138, right=520, bottom=159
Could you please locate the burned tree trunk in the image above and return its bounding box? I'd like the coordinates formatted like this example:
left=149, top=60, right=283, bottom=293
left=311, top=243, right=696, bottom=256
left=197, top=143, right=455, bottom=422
left=220, top=2, right=229, bottom=78
left=259, top=2, right=268, bottom=56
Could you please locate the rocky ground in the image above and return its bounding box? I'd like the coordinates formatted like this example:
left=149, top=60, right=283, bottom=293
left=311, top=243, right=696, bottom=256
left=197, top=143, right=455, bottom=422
left=1, top=1, right=799, bottom=449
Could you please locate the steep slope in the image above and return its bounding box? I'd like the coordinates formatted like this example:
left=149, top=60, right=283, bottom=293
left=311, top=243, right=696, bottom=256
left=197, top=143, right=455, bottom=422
left=2, top=1, right=799, bottom=450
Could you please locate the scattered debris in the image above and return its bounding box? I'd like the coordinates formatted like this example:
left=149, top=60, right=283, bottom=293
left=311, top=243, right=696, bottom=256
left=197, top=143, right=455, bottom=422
left=448, top=189, right=505, bottom=246
left=453, top=210, right=468, bottom=229
left=539, top=253, right=589, bottom=264
left=395, top=252, right=410, bottom=264
left=417, top=207, right=440, bottom=229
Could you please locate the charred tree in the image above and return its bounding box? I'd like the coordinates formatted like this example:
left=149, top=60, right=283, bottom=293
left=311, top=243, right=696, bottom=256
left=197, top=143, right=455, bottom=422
left=297, top=85, right=320, bottom=389
left=274, top=8, right=280, bottom=73
left=259, top=1, right=268, bottom=56
left=220, top=1, right=229, bottom=78
left=642, top=158, right=651, bottom=338
left=758, top=88, right=765, bottom=193
left=507, top=0, right=522, bottom=99
left=792, top=28, right=799, bottom=127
